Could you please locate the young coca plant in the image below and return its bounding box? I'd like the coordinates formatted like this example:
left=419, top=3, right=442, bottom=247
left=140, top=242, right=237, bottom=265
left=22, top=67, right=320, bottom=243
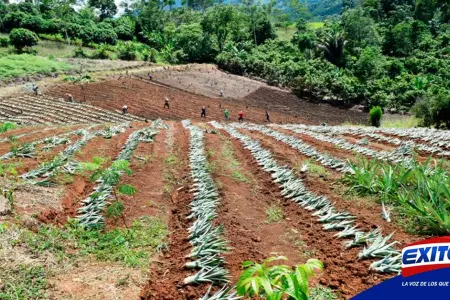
left=236, top=256, right=323, bottom=300
left=94, top=161, right=137, bottom=228
left=106, top=184, right=137, bottom=228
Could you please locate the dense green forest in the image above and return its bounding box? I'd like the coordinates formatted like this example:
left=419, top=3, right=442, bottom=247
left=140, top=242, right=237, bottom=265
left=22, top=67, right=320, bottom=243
left=0, top=0, right=449, bottom=128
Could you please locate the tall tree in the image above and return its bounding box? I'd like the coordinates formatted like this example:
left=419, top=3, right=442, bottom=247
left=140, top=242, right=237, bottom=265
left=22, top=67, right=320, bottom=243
left=88, top=0, right=117, bottom=20
left=318, top=25, right=347, bottom=67
left=182, top=0, right=215, bottom=12
left=202, top=5, right=238, bottom=51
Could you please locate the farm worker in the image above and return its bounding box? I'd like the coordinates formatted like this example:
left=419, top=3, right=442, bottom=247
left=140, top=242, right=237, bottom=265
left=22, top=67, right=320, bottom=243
left=164, top=97, right=170, bottom=109
left=32, top=84, right=39, bottom=96
left=224, top=109, right=229, bottom=121
left=220, top=90, right=224, bottom=97
left=148, top=73, right=152, bottom=80
left=266, top=110, right=270, bottom=123
left=201, top=106, right=206, bottom=118
left=66, top=93, right=73, bottom=102
left=238, top=111, right=244, bottom=122
left=122, top=105, right=128, bottom=114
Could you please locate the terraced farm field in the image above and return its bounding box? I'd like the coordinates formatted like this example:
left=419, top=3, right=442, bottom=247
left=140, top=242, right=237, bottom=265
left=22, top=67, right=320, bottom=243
left=1, top=114, right=449, bottom=299
left=45, top=67, right=366, bottom=125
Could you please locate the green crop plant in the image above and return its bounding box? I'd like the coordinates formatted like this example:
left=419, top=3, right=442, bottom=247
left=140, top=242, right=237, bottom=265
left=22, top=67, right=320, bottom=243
left=344, top=157, right=450, bottom=234
left=106, top=184, right=138, bottom=228
left=236, top=256, right=323, bottom=300
left=77, top=124, right=161, bottom=228
left=0, top=122, right=17, bottom=133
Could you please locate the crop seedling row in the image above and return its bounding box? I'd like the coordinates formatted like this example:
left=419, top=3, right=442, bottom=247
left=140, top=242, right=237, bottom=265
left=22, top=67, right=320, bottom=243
left=289, top=124, right=450, bottom=158
left=20, top=123, right=130, bottom=183
left=76, top=119, right=166, bottom=228
left=182, top=120, right=238, bottom=300
left=212, top=121, right=402, bottom=274
left=275, top=124, right=415, bottom=167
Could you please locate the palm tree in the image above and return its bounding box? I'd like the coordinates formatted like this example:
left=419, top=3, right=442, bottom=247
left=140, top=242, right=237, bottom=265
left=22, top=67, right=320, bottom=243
left=318, top=28, right=348, bottom=68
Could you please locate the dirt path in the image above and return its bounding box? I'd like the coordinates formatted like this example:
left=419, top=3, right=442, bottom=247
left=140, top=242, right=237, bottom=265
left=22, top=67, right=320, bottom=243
left=203, top=127, right=308, bottom=282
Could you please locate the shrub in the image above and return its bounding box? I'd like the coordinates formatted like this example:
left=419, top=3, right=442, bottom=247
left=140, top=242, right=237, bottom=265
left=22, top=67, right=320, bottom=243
left=9, top=28, right=39, bottom=52
left=118, top=41, right=138, bottom=61
left=0, top=37, right=9, bottom=47
left=3, top=11, right=27, bottom=32
left=73, top=47, right=88, bottom=58
left=91, top=43, right=111, bottom=59
left=413, top=92, right=450, bottom=129
left=369, top=106, right=383, bottom=127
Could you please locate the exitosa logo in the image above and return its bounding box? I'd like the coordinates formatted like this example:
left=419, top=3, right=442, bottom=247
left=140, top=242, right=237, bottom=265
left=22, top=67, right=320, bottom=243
left=402, top=237, right=450, bottom=277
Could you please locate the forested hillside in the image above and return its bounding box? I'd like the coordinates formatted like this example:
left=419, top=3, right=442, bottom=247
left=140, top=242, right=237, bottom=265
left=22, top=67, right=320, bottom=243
left=0, top=0, right=449, bottom=128
left=307, top=0, right=342, bottom=18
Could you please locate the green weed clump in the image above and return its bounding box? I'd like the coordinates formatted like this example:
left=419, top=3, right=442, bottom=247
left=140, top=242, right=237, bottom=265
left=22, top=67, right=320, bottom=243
left=0, top=122, right=17, bottom=133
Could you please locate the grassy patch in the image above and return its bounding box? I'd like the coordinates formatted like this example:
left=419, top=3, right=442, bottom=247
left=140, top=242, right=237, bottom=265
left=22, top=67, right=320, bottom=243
left=53, top=172, right=74, bottom=185
left=0, top=265, right=48, bottom=300
left=309, top=22, right=325, bottom=30
left=0, top=161, right=22, bottom=179
left=276, top=27, right=297, bottom=41
left=310, top=285, right=338, bottom=300
left=219, top=137, right=250, bottom=183
left=0, top=54, right=71, bottom=80
left=230, top=170, right=248, bottom=183
left=163, top=150, right=180, bottom=195
left=265, top=205, right=284, bottom=223
left=381, top=116, right=420, bottom=128
left=297, top=159, right=328, bottom=177
left=36, top=40, right=94, bottom=58
left=0, top=216, right=168, bottom=299
left=0, top=122, right=17, bottom=133
left=23, top=217, right=167, bottom=267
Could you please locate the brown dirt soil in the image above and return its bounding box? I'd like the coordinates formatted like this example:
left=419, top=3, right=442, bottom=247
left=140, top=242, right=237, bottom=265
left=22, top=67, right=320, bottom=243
left=223, top=127, right=418, bottom=298
left=149, top=65, right=265, bottom=100
left=38, top=125, right=138, bottom=225
left=146, top=66, right=366, bottom=125
left=140, top=122, right=212, bottom=300
left=112, top=123, right=169, bottom=228
left=48, top=259, right=147, bottom=300
left=45, top=73, right=366, bottom=125
left=340, top=134, right=397, bottom=152
left=274, top=127, right=361, bottom=163
left=0, top=126, right=44, bottom=139
left=203, top=127, right=309, bottom=282
left=241, top=127, right=422, bottom=242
